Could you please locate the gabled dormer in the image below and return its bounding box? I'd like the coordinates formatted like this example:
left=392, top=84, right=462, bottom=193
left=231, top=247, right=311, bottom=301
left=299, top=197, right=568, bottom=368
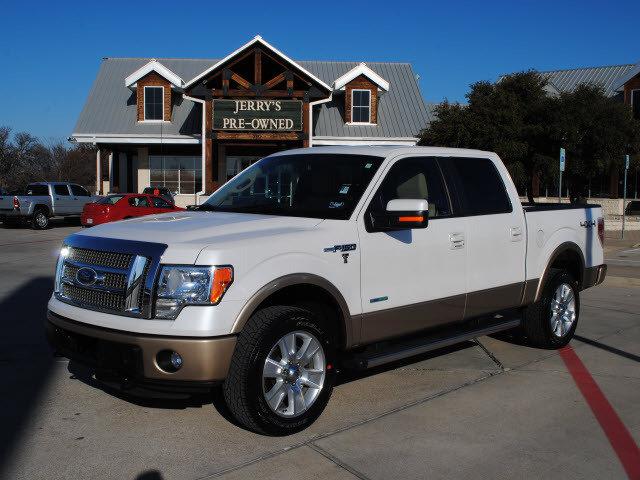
left=334, top=63, right=389, bottom=125
left=125, top=60, right=184, bottom=122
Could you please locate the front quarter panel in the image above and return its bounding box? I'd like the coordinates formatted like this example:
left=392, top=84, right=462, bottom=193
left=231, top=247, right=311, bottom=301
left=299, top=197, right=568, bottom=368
left=194, top=219, right=361, bottom=339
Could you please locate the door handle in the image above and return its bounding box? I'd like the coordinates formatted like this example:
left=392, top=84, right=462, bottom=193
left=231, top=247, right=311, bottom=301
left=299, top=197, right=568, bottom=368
left=449, top=233, right=465, bottom=249
left=510, top=226, right=523, bottom=242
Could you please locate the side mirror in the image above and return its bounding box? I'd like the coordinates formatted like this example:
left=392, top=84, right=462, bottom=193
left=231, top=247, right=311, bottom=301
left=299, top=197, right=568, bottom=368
left=367, top=199, right=429, bottom=232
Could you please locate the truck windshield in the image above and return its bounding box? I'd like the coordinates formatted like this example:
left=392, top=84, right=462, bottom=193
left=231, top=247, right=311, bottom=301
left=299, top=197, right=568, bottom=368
left=199, top=154, right=383, bottom=220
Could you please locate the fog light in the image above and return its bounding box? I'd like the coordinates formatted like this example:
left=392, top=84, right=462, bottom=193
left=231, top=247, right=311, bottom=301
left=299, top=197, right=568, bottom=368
left=156, top=350, right=183, bottom=373
left=170, top=352, right=183, bottom=369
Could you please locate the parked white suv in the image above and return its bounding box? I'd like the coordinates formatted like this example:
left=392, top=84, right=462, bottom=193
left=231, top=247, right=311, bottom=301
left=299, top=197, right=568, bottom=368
left=47, top=147, right=606, bottom=434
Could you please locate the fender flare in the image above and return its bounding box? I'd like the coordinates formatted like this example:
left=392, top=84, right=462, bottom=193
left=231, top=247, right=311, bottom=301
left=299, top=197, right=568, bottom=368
left=33, top=204, right=51, bottom=216
left=230, top=273, right=354, bottom=348
left=534, top=241, right=585, bottom=302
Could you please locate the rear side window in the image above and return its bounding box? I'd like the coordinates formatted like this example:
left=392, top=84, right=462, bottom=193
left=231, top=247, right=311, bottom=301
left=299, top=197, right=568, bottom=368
left=446, top=157, right=512, bottom=215
left=26, top=184, right=49, bottom=196
left=54, top=185, right=70, bottom=196
left=70, top=185, right=90, bottom=196
left=128, top=196, right=150, bottom=208
left=152, top=197, right=172, bottom=208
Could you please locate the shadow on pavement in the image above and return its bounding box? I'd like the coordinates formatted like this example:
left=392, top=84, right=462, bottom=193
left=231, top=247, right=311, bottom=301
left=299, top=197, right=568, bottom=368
left=0, top=277, right=56, bottom=473
left=574, top=334, right=640, bottom=363
left=135, top=470, right=165, bottom=480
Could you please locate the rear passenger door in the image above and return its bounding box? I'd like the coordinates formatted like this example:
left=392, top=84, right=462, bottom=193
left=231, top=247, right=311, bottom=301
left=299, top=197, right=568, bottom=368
left=52, top=184, right=74, bottom=215
left=441, top=156, right=526, bottom=318
left=357, top=156, right=467, bottom=344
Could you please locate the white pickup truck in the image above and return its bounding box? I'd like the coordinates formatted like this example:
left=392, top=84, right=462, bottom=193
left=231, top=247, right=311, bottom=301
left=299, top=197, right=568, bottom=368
left=47, top=147, right=606, bottom=434
left=0, top=182, right=96, bottom=229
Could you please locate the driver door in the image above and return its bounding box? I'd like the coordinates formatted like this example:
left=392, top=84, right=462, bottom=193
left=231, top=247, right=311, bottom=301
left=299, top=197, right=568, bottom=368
left=357, top=156, right=467, bottom=344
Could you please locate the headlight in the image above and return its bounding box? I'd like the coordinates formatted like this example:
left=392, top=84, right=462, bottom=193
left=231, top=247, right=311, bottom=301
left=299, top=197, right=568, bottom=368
left=155, top=265, right=233, bottom=319
left=54, top=245, right=70, bottom=293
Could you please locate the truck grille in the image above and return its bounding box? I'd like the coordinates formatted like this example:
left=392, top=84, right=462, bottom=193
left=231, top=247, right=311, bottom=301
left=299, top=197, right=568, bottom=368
left=61, top=284, right=125, bottom=311
left=56, top=246, right=150, bottom=317
left=67, top=247, right=132, bottom=270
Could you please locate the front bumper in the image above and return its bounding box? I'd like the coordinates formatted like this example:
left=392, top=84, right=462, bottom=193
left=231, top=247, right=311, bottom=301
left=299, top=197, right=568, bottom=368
left=46, top=310, right=237, bottom=391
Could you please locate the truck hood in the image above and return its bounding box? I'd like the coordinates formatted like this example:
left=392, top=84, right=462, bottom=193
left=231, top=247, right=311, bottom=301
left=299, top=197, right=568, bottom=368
left=73, top=211, right=323, bottom=263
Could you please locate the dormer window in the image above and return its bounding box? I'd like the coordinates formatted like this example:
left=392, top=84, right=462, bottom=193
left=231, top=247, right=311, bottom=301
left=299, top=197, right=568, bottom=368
left=351, top=89, right=371, bottom=123
left=144, top=86, right=164, bottom=121
left=125, top=60, right=184, bottom=123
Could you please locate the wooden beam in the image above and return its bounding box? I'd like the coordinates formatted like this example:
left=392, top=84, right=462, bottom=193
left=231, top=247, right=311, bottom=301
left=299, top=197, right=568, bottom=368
left=302, top=101, right=310, bottom=147
left=230, top=72, right=252, bottom=90
left=263, top=72, right=286, bottom=90
left=254, top=49, right=262, bottom=85
left=212, top=89, right=309, bottom=98
left=214, top=131, right=300, bottom=141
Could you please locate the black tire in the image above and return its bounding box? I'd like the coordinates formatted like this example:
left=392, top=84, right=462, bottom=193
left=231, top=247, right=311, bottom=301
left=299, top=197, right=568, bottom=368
left=223, top=305, right=336, bottom=435
left=521, top=270, right=580, bottom=348
left=31, top=208, right=50, bottom=230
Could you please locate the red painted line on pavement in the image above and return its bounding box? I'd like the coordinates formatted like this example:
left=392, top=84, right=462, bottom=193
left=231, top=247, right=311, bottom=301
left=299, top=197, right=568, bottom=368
left=559, top=346, right=640, bottom=480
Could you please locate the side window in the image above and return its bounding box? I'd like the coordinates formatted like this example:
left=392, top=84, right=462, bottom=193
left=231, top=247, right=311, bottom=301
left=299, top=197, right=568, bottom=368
left=70, top=184, right=90, bottom=196
left=368, top=157, right=452, bottom=218
left=53, top=185, right=70, bottom=196
left=128, top=196, right=149, bottom=208
left=152, top=197, right=171, bottom=208
left=447, top=157, right=512, bottom=215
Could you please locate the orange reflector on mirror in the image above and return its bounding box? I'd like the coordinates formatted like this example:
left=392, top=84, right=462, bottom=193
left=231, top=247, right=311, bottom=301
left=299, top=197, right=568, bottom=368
left=398, top=216, right=424, bottom=222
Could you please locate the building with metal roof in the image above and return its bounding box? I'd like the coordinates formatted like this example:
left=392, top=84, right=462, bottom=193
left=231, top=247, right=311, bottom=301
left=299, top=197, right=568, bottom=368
left=71, top=36, right=431, bottom=204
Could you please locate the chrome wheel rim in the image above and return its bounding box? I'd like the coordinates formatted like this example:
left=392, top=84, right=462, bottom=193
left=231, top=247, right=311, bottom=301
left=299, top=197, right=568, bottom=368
left=35, top=213, right=47, bottom=227
left=262, top=330, right=326, bottom=418
left=550, top=283, right=576, bottom=337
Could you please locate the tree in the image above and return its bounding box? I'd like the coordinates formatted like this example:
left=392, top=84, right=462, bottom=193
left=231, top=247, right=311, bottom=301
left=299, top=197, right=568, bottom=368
left=553, top=85, right=640, bottom=201
left=419, top=71, right=557, bottom=202
left=0, top=126, right=96, bottom=191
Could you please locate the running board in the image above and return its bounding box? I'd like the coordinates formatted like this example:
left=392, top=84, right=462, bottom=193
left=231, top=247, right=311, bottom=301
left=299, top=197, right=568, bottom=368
left=343, top=317, right=521, bottom=370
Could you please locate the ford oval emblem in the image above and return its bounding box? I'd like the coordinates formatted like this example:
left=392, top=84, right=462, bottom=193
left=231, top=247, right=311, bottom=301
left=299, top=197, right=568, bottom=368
left=76, top=267, right=98, bottom=286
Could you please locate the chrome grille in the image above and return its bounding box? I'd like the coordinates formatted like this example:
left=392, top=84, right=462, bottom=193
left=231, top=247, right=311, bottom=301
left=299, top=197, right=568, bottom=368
left=56, top=246, right=149, bottom=317
left=63, top=264, right=127, bottom=291
left=54, top=237, right=167, bottom=319
left=67, top=247, right=132, bottom=270
left=61, top=284, right=125, bottom=311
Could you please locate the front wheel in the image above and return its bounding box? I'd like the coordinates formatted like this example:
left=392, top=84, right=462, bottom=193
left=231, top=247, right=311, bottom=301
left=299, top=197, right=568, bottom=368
left=521, top=270, right=580, bottom=348
left=223, top=305, right=336, bottom=435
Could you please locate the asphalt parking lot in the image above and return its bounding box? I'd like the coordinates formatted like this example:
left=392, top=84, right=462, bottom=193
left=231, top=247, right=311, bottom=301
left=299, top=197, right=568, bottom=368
left=0, top=222, right=639, bottom=480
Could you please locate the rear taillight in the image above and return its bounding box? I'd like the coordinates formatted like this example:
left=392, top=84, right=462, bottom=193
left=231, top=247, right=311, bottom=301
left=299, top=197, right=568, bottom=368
left=13, top=196, right=19, bottom=209
left=597, top=217, right=604, bottom=247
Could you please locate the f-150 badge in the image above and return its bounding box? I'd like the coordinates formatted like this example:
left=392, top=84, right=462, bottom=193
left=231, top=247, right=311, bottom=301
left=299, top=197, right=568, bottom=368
left=324, top=244, right=356, bottom=264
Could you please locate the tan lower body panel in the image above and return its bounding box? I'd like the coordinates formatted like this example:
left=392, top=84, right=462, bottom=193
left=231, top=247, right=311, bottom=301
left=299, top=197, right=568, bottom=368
left=360, top=294, right=466, bottom=344
left=465, top=282, right=525, bottom=318
left=47, top=311, right=237, bottom=382
left=359, top=282, right=531, bottom=345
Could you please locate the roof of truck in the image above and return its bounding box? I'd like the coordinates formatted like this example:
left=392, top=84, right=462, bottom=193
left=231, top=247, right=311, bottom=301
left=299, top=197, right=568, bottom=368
left=270, top=145, right=497, bottom=158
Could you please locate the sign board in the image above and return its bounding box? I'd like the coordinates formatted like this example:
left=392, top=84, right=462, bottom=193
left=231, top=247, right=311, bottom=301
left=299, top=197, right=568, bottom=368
left=625, top=154, right=630, bottom=170
left=213, top=99, right=303, bottom=131
left=559, top=148, right=566, bottom=172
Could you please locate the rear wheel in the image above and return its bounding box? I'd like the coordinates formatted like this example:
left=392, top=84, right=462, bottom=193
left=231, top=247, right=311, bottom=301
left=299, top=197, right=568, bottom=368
left=31, top=208, right=49, bottom=230
left=223, top=305, right=336, bottom=435
left=521, top=270, right=579, bottom=348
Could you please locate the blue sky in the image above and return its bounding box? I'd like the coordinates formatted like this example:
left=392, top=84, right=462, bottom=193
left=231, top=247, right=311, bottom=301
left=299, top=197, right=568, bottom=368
left=1, top=0, right=639, bottom=142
